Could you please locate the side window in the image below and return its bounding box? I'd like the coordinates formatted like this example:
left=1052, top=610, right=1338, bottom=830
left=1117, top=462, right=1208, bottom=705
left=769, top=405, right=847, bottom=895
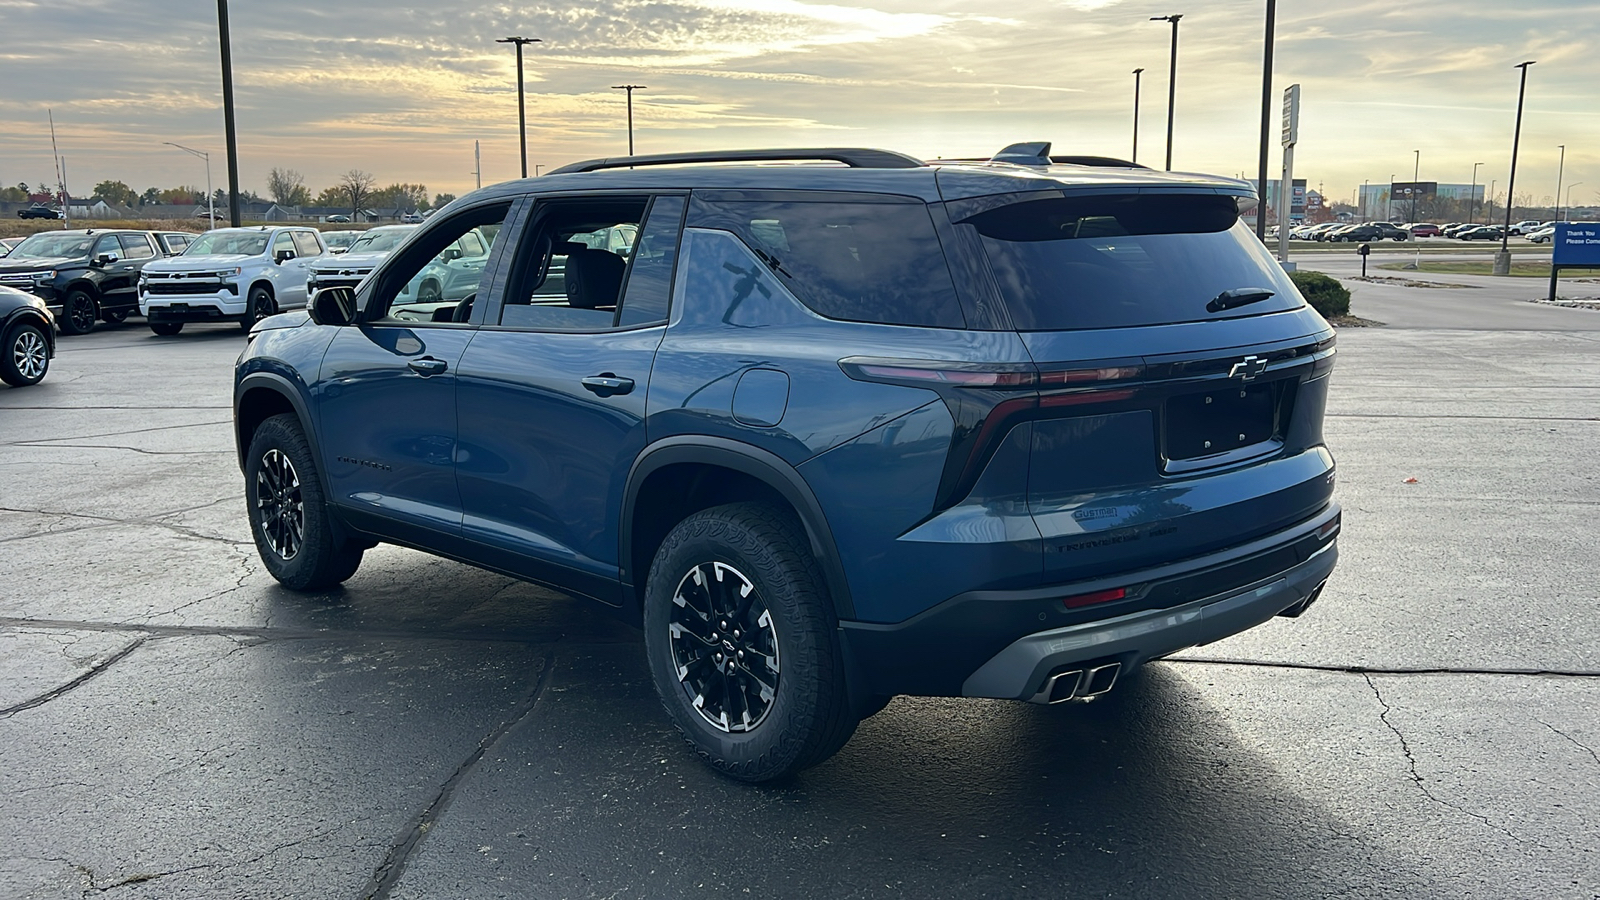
left=616, top=196, right=685, bottom=327
left=496, top=197, right=650, bottom=330
left=272, top=231, right=295, bottom=260
left=368, top=202, right=512, bottom=325
left=93, top=235, right=120, bottom=259
left=163, top=234, right=190, bottom=254
left=291, top=231, right=322, bottom=258
left=689, top=198, right=966, bottom=328
left=676, top=229, right=815, bottom=329
left=117, top=234, right=155, bottom=260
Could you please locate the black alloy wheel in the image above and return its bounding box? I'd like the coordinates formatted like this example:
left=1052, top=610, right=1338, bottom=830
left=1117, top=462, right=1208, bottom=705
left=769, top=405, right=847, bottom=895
left=1, top=322, right=49, bottom=386
left=150, top=322, right=183, bottom=336
left=417, top=281, right=442, bottom=305
left=243, top=287, right=275, bottom=332
left=61, top=290, right=97, bottom=335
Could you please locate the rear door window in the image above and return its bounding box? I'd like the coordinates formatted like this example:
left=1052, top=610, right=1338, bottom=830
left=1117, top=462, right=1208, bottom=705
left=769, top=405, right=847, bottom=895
left=117, top=233, right=155, bottom=260
left=690, top=197, right=965, bottom=328
left=959, top=194, right=1304, bottom=331
left=292, top=231, right=323, bottom=258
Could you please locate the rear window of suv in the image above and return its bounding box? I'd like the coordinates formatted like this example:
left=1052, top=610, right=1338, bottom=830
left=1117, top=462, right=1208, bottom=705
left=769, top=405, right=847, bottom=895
left=691, top=197, right=965, bottom=329
left=961, top=194, right=1304, bottom=331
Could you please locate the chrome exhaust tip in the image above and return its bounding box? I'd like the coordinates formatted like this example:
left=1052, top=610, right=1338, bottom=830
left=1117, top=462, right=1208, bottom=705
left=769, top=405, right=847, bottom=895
left=1028, top=669, right=1084, bottom=705
left=1080, top=663, right=1120, bottom=699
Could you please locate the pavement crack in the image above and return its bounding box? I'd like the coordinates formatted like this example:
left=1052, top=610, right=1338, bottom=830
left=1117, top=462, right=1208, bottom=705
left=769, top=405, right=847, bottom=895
left=1172, top=657, right=1600, bottom=679
left=0, top=636, right=150, bottom=718
left=1536, top=718, right=1600, bottom=769
left=1, top=418, right=231, bottom=447
left=358, top=650, right=557, bottom=900
left=9, top=441, right=231, bottom=457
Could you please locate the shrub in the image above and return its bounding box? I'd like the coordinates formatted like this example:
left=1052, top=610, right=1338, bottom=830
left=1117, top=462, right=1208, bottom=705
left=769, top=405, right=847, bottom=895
left=1289, top=270, right=1351, bottom=318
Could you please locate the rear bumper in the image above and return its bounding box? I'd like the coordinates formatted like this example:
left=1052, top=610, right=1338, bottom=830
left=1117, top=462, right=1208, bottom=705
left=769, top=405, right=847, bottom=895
left=838, top=503, right=1340, bottom=699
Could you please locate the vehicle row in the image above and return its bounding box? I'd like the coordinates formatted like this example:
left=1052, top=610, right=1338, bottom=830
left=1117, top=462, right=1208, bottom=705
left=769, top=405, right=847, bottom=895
left=0, top=229, right=194, bottom=334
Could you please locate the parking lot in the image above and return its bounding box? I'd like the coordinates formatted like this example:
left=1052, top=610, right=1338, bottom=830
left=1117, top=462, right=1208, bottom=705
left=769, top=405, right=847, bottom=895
left=4, top=270, right=1600, bottom=897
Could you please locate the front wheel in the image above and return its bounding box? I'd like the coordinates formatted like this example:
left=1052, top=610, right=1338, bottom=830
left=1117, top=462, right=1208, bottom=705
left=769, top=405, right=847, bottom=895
left=2, top=321, right=49, bottom=386
left=61, top=290, right=97, bottom=335
left=243, top=287, right=276, bottom=332
left=245, top=413, right=364, bottom=591
left=150, top=322, right=183, bottom=336
left=644, top=503, right=857, bottom=782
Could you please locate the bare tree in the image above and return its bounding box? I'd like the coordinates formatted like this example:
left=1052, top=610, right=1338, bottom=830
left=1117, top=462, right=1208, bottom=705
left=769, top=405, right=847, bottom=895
left=338, top=169, right=376, bottom=219
left=266, top=167, right=309, bottom=206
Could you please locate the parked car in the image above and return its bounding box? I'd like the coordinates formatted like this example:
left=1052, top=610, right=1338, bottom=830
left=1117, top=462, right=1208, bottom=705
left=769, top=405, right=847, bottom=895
left=319, top=230, right=365, bottom=254
left=1405, top=223, right=1441, bottom=238
left=1442, top=223, right=1478, bottom=237
left=233, top=143, right=1341, bottom=782
left=400, top=211, right=424, bottom=224
left=0, top=237, right=23, bottom=257
left=1457, top=225, right=1505, bottom=240
left=1509, top=220, right=1542, bottom=235
left=0, top=229, right=172, bottom=334
left=305, top=224, right=418, bottom=294
left=140, top=225, right=326, bottom=334
left=1527, top=226, right=1556, bottom=243
left=17, top=205, right=61, bottom=220
left=154, top=232, right=195, bottom=255
left=394, top=224, right=496, bottom=304
left=326, top=214, right=352, bottom=224
left=1, top=283, right=54, bottom=386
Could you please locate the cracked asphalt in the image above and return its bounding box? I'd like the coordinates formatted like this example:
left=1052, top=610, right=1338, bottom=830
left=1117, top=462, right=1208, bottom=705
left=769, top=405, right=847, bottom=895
left=3, top=279, right=1599, bottom=899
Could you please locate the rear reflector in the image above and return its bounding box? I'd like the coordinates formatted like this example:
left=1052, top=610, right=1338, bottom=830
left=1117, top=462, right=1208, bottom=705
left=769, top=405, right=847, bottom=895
left=1062, top=587, right=1127, bottom=609
left=1315, top=515, right=1340, bottom=541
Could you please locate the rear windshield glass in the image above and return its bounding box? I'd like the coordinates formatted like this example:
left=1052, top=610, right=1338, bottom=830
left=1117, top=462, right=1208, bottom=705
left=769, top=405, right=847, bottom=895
left=348, top=229, right=414, bottom=253
left=962, top=194, right=1303, bottom=331
left=692, top=199, right=965, bottom=328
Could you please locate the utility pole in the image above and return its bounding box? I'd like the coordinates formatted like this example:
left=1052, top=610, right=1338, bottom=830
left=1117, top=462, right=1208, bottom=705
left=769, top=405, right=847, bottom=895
left=1131, top=68, right=1144, bottom=164
left=1411, top=149, right=1420, bottom=223
left=1150, top=15, right=1183, bottom=171
left=497, top=37, right=541, bottom=178
left=1255, top=0, right=1275, bottom=240
left=611, top=85, right=647, bottom=156
left=217, top=0, right=241, bottom=226
left=1496, top=60, right=1536, bottom=274
left=1555, top=144, right=1566, bottom=221
left=1469, top=162, right=1483, bottom=224
left=48, top=110, right=68, bottom=229
left=474, top=140, right=482, bottom=190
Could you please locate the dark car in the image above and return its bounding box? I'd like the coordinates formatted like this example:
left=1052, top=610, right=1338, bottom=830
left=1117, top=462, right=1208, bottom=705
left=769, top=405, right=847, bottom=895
left=18, top=205, right=62, bottom=220
left=1, top=283, right=54, bottom=386
left=0, top=237, right=22, bottom=258
left=234, top=144, right=1340, bottom=782
left=1457, top=225, right=1505, bottom=240
left=0, top=229, right=168, bottom=334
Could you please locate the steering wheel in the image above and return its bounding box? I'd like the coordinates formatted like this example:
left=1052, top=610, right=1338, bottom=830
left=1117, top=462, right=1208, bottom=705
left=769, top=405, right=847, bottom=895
left=451, top=292, right=476, bottom=323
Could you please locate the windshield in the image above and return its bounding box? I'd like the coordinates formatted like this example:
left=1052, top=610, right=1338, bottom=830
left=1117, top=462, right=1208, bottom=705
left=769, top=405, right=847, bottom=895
left=348, top=229, right=413, bottom=253
left=184, top=232, right=269, bottom=257
left=963, top=194, right=1304, bottom=331
left=9, top=233, right=94, bottom=260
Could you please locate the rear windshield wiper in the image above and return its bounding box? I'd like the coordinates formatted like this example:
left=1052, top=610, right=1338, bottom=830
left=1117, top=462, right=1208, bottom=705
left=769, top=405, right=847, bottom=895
left=1206, top=287, right=1276, bottom=313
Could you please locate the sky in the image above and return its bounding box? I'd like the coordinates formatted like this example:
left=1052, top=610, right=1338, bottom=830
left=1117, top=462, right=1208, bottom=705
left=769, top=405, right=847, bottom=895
left=1, top=0, right=1597, bottom=209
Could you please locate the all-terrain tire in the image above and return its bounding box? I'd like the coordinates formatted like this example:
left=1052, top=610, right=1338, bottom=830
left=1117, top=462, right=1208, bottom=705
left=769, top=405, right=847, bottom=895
left=244, top=413, right=364, bottom=591
left=643, top=502, right=858, bottom=782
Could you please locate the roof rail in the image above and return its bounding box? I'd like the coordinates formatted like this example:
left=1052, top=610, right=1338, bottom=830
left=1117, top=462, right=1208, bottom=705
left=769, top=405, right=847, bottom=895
left=985, top=143, right=1147, bottom=170
left=545, top=148, right=926, bottom=176
left=1049, top=155, right=1147, bottom=169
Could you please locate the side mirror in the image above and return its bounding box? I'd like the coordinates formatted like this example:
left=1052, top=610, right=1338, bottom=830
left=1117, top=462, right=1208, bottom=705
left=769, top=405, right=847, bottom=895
left=443, top=247, right=462, bottom=261
left=309, top=287, right=357, bottom=326
left=93, top=253, right=118, bottom=267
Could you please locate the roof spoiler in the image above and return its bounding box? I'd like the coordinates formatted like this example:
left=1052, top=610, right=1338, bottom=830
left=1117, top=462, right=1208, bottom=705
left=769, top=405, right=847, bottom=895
left=988, top=142, right=1147, bottom=169
left=546, top=148, right=926, bottom=176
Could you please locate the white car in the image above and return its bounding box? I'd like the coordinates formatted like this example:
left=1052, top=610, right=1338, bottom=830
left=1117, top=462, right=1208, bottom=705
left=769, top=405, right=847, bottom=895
left=1509, top=220, right=1542, bottom=235
left=138, top=226, right=326, bottom=334
left=1527, top=225, right=1557, bottom=243
left=305, top=224, right=418, bottom=295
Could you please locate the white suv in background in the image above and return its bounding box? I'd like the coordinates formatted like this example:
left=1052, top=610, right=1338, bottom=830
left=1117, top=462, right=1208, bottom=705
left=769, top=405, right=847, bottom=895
left=139, top=226, right=326, bottom=334
left=304, top=224, right=418, bottom=295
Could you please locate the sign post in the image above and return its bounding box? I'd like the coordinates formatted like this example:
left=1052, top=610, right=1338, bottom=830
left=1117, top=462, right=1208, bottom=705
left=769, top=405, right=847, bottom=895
left=1549, top=223, right=1600, bottom=302
left=1277, top=84, right=1300, bottom=267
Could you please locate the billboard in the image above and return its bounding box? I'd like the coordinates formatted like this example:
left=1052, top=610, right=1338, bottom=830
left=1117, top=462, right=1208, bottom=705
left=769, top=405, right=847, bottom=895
left=1553, top=223, right=1600, bottom=267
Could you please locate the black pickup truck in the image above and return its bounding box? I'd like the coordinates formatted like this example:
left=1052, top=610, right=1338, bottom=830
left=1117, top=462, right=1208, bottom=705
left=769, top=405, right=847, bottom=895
left=0, top=229, right=187, bottom=334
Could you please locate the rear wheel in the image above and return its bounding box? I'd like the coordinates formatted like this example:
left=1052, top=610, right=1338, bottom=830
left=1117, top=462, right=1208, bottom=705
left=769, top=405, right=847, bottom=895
left=644, top=502, right=857, bottom=782
left=150, top=322, right=183, bottom=336
left=2, top=321, right=49, bottom=386
left=245, top=413, right=364, bottom=590
left=61, top=290, right=97, bottom=335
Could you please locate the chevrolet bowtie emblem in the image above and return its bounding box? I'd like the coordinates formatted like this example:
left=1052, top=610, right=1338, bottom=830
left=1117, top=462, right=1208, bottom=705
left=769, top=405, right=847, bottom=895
left=1229, top=355, right=1268, bottom=381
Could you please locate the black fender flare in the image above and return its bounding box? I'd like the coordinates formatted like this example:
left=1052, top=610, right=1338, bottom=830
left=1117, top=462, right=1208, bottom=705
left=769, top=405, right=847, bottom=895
left=234, top=371, right=321, bottom=481
left=620, top=436, right=856, bottom=621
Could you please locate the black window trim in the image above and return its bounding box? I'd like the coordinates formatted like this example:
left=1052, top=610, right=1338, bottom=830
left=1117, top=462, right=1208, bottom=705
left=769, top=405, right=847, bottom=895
left=482, top=191, right=688, bottom=335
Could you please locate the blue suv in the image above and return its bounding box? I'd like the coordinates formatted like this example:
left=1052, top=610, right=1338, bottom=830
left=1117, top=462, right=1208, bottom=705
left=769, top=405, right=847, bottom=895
left=234, top=144, right=1340, bottom=781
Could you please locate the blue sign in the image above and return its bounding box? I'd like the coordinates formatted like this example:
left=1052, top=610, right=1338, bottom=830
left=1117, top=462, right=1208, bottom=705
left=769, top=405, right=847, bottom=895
left=1554, top=223, right=1600, bottom=266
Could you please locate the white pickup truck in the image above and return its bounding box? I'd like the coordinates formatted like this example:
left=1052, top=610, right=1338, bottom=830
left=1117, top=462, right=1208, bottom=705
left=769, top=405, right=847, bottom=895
left=139, top=226, right=326, bottom=334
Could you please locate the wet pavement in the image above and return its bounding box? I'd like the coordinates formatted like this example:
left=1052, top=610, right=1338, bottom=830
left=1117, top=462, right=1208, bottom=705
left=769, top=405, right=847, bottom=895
left=3, top=307, right=1598, bottom=899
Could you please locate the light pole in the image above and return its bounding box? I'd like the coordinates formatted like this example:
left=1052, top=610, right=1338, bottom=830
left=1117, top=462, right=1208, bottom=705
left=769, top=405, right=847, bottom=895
left=497, top=36, right=541, bottom=178
left=1489, top=179, right=1496, bottom=222
left=1131, top=68, right=1144, bottom=164
left=611, top=84, right=647, bottom=156
left=1150, top=14, right=1182, bottom=171
left=164, top=142, right=214, bottom=229
left=1469, top=162, right=1483, bottom=224
left=1567, top=182, right=1583, bottom=217
left=1388, top=173, right=1395, bottom=220
left=1362, top=179, right=1369, bottom=219
left=1411, top=149, right=1420, bottom=223
left=216, top=0, right=241, bottom=226
left=1255, top=0, right=1275, bottom=240
left=1555, top=144, right=1566, bottom=221
left=1497, top=60, right=1536, bottom=273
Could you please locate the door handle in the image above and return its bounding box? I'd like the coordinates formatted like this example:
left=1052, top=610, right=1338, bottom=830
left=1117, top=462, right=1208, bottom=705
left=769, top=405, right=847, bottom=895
left=582, top=374, right=635, bottom=395
left=408, top=357, right=449, bottom=376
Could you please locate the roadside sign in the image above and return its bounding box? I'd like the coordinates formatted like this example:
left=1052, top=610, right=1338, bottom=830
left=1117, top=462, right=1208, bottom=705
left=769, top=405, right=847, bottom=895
left=1553, top=223, right=1600, bottom=266
left=1281, top=84, right=1300, bottom=148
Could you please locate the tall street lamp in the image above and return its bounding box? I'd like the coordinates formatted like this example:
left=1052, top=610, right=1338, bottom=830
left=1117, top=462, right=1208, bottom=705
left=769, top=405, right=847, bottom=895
left=1131, top=68, right=1144, bottom=164
left=611, top=84, right=647, bottom=156
left=1555, top=144, right=1566, bottom=221
left=1150, top=14, right=1182, bottom=171
left=1388, top=173, right=1395, bottom=220
left=1567, top=182, right=1583, bottom=217
left=1411, top=149, right=1420, bottom=223
left=1489, top=178, right=1496, bottom=221
left=1497, top=60, right=1536, bottom=273
left=497, top=36, right=541, bottom=178
left=164, top=142, right=214, bottom=229
left=215, top=0, right=241, bottom=226
left=1255, top=0, right=1275, bottom=239
left=1469, top=162, right=1483, bottom=224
